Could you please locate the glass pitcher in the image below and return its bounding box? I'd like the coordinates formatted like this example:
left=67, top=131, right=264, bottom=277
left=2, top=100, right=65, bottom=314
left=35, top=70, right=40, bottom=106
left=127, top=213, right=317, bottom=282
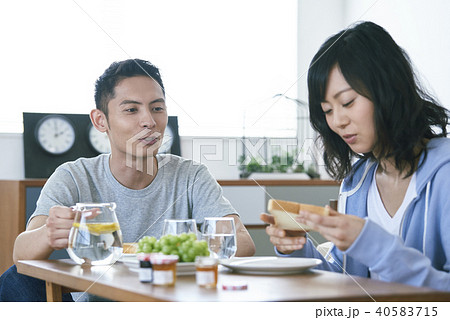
left=67, top=202, right=123, bottom=265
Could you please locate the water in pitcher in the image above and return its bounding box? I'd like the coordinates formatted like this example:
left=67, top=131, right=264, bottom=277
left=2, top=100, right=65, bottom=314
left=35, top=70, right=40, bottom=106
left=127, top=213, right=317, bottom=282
left=67, top=222, right=123, bottom=265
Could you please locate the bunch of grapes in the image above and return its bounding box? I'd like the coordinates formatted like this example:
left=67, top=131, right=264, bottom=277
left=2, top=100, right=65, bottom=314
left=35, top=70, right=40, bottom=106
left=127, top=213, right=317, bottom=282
left=137, top=233, right=210, bottom=262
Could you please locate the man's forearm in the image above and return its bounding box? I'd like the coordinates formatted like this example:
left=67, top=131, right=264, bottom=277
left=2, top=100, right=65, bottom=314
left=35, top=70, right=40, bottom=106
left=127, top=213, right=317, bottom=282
left=226, top=214, right=256, bottom=257
left=235, top=228, right=256, bottom=257
left=13, top=224, right=53, bottom=264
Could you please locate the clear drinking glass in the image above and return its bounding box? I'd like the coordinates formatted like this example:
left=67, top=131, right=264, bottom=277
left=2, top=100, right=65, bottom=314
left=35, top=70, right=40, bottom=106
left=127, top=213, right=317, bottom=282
left=67, top=202, right=123, bottom=265
left=201, top=217, right=237, bottom=259
left=162, top=219, right=198, bottom=238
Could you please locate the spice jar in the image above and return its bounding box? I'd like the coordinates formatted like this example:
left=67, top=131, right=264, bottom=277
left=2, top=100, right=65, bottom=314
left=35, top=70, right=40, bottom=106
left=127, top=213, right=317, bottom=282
left=150, top=254, right=179, bottom=286
left=195, top=256, right=219, bottom=288
left=137, top=253, right=153, bottom=283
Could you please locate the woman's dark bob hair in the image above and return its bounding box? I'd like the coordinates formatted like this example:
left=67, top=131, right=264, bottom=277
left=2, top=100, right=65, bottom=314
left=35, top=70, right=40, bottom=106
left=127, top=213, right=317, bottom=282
left=308, top=21, right=449, bottom=180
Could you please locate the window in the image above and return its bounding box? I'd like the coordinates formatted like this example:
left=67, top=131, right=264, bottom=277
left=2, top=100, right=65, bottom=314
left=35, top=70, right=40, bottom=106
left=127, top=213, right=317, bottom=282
left=1, top=1, right=298, bottom=137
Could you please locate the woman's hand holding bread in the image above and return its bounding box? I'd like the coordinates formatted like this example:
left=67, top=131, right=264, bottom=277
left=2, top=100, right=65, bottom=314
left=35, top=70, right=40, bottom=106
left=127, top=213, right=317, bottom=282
left=260, top=213, right=307, bottom=255
left=261, top=199, right=365, bottom=254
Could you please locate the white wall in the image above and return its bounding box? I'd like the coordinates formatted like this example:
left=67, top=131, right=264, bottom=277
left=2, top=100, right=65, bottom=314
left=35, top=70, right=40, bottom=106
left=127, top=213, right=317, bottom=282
left=0, top=133, right=24, bottom=179
left=181, top=136, right=242, bottom=179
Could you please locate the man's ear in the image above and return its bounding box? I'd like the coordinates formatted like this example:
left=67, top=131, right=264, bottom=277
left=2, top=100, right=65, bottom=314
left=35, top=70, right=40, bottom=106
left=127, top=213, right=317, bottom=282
left=90, top=109, right=108, bottom=133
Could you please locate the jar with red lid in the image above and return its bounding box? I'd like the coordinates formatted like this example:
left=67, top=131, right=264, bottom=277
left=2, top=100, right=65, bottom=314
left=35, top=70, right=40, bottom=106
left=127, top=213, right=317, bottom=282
left=150, top=254, right=179, bottom=286
left=195, top=256, right=218, bottom=288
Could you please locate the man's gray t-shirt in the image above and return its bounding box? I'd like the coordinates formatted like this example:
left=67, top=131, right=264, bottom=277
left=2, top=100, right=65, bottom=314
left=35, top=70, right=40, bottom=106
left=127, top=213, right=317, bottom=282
left=30, top=153, right=237, bottom=242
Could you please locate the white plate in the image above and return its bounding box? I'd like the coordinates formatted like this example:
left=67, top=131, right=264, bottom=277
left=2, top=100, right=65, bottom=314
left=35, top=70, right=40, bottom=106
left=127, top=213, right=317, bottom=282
left=118, top=254, right=196, bottom=275
left=118, top=254, right=138, bottom=269
left=119, top=253, right=137, bottom=260
left=219, top=257, right=322, bottom=275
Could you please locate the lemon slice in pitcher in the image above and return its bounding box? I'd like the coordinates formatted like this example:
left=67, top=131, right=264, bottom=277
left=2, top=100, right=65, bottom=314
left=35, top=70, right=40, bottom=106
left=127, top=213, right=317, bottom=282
left=73, top=222, right=120, bottom=235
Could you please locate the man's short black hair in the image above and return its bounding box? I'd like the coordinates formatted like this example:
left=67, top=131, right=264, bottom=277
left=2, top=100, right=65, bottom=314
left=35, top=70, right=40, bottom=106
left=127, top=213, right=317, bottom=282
left=94, top=59, right=165, bottom=118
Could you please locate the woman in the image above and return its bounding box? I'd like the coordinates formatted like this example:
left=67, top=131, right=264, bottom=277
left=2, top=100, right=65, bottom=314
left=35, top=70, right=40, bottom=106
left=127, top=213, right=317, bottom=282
left=260, top=21, right=450, bottom=291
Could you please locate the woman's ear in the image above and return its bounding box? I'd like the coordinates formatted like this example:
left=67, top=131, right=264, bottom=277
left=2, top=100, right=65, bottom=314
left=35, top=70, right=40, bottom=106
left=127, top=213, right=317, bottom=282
left=90, top=109, right=108, bottom=133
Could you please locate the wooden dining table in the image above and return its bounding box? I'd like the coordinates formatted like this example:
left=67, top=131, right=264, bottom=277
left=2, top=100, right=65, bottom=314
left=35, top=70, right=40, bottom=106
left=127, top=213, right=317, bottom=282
left=16, top=258, right=450, bottom=302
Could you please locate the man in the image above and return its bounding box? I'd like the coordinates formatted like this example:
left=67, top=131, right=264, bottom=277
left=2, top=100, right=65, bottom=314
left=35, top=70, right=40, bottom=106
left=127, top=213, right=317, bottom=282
left=1, top=59, right=255, bottom=301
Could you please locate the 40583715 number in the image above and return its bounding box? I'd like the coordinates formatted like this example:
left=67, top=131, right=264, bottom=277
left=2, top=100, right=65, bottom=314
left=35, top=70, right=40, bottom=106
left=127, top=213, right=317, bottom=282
left=375, top=306, right=438, bottom=317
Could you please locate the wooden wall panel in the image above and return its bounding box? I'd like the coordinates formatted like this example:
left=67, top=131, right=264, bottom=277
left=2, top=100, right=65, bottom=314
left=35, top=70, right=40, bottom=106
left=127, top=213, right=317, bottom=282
left=0, top=181, right=20, bottom=274
left=0, top=180, right=46, bottom=274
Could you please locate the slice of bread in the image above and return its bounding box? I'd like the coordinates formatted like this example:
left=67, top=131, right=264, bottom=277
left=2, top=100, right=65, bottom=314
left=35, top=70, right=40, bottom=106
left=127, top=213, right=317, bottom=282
left=123, top=242, right=137, bottom=254
left=267, top=199, right=329, bottom=231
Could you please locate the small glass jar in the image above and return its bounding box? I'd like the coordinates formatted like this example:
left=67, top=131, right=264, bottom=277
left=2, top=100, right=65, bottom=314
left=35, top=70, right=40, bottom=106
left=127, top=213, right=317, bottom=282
left=195, top=256, right=219, bottom=288
left=150, top=254, right=179, bottom=286
left=137, top=253, right=153, bottom=283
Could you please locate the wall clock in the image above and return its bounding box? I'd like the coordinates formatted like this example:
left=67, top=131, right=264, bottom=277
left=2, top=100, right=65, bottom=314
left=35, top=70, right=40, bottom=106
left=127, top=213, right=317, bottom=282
left=159, top=116, right=181, bottom=156
left=159, top=124, right=174, bottom=154
left=88, top=124, right=111, bottom=154
left=35, top=115, right=76, bottom=155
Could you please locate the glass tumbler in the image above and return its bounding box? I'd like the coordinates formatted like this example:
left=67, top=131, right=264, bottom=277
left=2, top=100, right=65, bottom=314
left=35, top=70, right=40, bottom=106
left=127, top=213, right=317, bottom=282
left=201, top=217, right=237, bottom=259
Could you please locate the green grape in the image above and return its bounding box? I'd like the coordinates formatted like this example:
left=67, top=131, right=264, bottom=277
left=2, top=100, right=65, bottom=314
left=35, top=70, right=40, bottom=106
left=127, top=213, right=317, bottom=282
left=153, top=242, right=162, bottom=252
left=162, top=245, right=172, bottom=255
left=199, top=241, right=208, bottom=249
left=159, top=237, right=170, bottom=247
left=169, top=236, right=180, bottom=246
left=184, top=239, right=194, bottom=248
left=179, top=233, right=189, bottom=242
left=193, top=241, right=203, bottom=250
left=187, top=248, right=195, bottom=257
left=188, top=233, right=197, bottom=241
left=142, top=243, right=151, bottom=253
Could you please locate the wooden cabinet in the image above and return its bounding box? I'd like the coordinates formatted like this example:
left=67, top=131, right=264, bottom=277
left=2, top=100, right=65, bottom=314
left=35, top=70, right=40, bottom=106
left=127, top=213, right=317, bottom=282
left=0, top=179, right=46, bottom=274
